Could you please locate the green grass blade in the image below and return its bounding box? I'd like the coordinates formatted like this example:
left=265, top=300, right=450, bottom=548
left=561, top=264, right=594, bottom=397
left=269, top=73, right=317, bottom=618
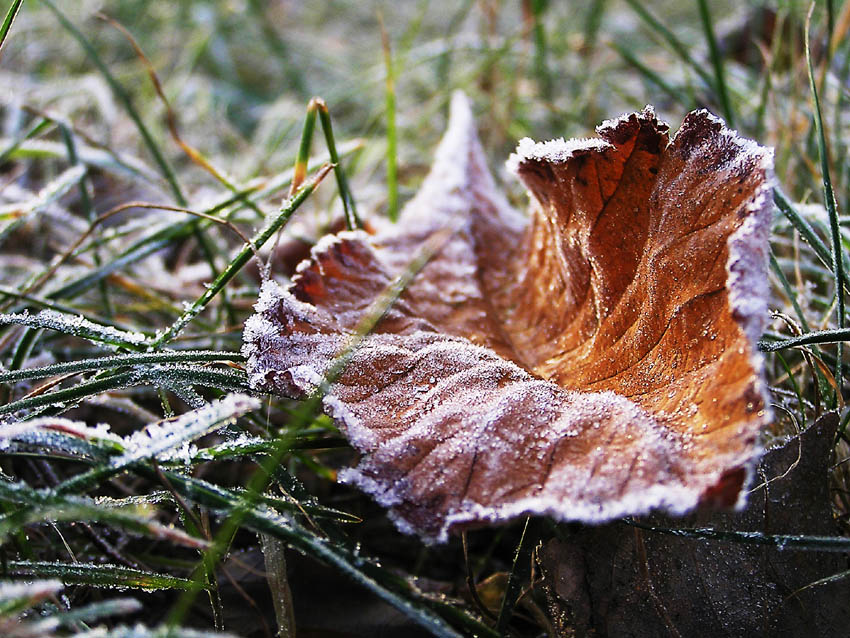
left=5, top=561, right=198, bottom=591
left=317, top=101, right=361, bottom=229
left=147, top=468, right=490, bottom=638
left=53, top=394, right=256, bottom=495
left=0, top=370, right=134, bottom=417
left=380, top=13, right=399, bottom=222
left=611, top=40, right=693, bottom=108
left=0, top=117, right=52, bottom=165
left=696, top=0, right=735, bottom=126
left=0, top=350, right=244, bottom=384
left=759, top=327, right=850, bottom=351
left=0, top=482, right=204, bottom=548
left=496, top=517, right=533, bottom=633
left=0, top=0, right=23, bottom=52
left=774, top=190, right=850, bottom=286
left=806, top=4, right=845, bottom=396
left=290, top=99, right=318, bottom=194
left=625, top=518, right=850, bottom=552
left=530, top=0, right=552, bottom=100
left=0, top=309, right=149, bottom=351
left=41, top=598, right=142, bottom=628
left=0, top=164, right=85, bottom=245
left=770, top=251, right=811, bottom=332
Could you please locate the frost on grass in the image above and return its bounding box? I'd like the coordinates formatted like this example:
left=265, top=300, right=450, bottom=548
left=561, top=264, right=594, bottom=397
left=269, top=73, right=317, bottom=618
left=0, top=579, right=63, bottom=605
left=0, top=417, right=119, bottom=461
left=0, top=309, right=149, bottom=350
left=243, top=93, right=774, bottom=543
left=115, top=393, right=259, bottom=467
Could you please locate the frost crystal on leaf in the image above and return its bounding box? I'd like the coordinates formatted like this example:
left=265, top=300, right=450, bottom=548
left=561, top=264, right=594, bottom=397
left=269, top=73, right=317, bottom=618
left=243, top=92, right=773, bottom=543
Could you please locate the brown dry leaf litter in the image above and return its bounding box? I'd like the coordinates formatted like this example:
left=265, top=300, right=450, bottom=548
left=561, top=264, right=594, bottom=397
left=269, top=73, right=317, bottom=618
left=243, top=92, right=774, bottom=543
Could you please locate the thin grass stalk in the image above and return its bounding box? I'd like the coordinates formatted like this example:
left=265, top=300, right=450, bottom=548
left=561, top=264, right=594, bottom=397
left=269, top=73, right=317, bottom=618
left=806, top=3, right=845, bottom=400
left=530, top=0, right=552, bottom=100
left=759, top=327, right=850, bottom=351
left=496, top=517, right=533, bottom=633
left=696, top=0, right=735, bottom=127
left=316, top=101, right=361, bottom=229
left=379, top=12, right=400, bottom=222
left=0, top=350, right=244, bottom=384
left=289, top=99, right=319, bottom=196
left=774, top=190, right=850, bottom=289
left=58, top=122, right=113, bottom=317
left=770, top=252, right=811, bottom=332
left=624, top=518, right=850, bottom=552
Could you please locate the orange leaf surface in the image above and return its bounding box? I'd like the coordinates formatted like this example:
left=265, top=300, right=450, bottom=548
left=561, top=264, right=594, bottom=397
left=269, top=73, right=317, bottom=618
left=243, top=93, right=773, bottom=543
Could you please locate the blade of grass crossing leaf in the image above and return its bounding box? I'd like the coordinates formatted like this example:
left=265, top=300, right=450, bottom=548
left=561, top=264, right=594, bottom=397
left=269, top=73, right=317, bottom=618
left=806, top=3, right=845, bottom=399
left=0, top=0, right=23, bottom=53
left=169, top=227, right=471, bottom=634
left=39, top=0, right=186, bottom=206
left=697, top=0, right=735, bottom=126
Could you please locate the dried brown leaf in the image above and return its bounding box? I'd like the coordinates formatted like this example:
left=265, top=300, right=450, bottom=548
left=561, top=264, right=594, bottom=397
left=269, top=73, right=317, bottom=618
left=243, top=92, right=773, bottom=543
